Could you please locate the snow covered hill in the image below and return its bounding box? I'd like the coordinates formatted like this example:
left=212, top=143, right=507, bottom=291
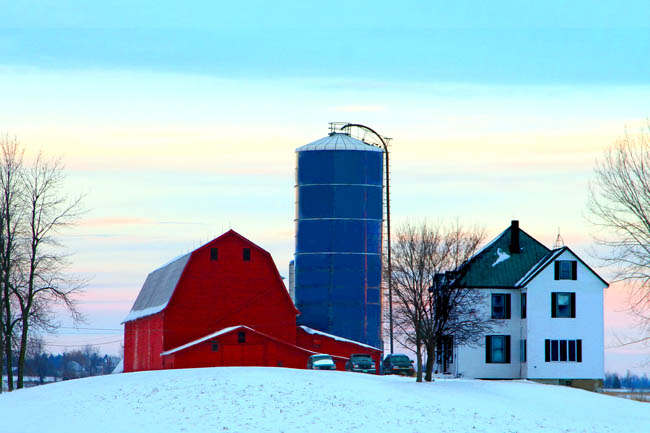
left=1, top=367, right=647, bottom=433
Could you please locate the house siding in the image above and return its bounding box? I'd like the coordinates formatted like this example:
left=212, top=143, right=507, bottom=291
left=524, top=250, right=604, bottom=380
left=457, top=288, right=522, bottom=379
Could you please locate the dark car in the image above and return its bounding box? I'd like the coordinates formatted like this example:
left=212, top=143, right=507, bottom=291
left=382, top=354, right=415, bottom=376
left=345, top=354, right=376, bottom=374
left=307, top=354, right=336, bottom=370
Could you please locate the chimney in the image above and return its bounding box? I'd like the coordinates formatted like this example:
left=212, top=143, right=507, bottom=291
left=509, top=220, right=520, bottom=254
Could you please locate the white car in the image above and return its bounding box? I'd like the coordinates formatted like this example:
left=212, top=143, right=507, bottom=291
left=307, top=354, right=336, bottom=370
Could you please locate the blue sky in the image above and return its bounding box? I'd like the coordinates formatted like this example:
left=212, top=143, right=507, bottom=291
left=1, top=0, right=650, bottom=373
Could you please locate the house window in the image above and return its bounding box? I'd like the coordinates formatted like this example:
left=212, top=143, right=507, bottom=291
left=552, top=292, right=575, bottom=318
left=243, top=248, right=251, bottom=261
left=491, top=294, right=511, bottom=319
left=210, top=248, right=218, bottom=261
left=486, top=335, right=510, bottom=363
left=211, top=341, right=219, bottom=352
left=238, top=331, right=246, bottom=343
left=520, top=339, right=527, bottom=362
left=554, top=260, right=577, bottom=280
left=521, top=293, right=527, bottom=319
left=545, top=339, right=582, bottom=362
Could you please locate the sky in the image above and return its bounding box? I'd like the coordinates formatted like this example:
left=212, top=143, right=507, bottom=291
left=1, top=0, right=650, bottom=374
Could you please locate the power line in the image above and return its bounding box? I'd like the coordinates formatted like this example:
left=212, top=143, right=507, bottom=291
left=44, top=339, right=123, bottom=348
left=59, top=326, right=122, bottom=331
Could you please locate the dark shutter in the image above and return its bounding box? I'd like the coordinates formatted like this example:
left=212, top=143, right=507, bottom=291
left=551, top=293, right=557, bottom=318
left=570, top=293, right=576, bottom=318
left=243, top=248, right=251, bottom=261
left=521, top=293, right=526, bottom=319
left=571, top=261, right=577, bottom=280
left=486, top=336, right=492, bottom=363
left=577, top=339, right=582, bottom=362
left=210, top=248, right=218, bottom=261
left=545, top=339, right=550, bottom=362
left=505, top=335, right=511, bottom=363
left=554, top=261, right=560, bottom=280
left=505, top=294, right=511, bottom=319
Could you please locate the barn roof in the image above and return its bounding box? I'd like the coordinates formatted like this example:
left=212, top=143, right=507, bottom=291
left=122, top=253, right=191, bottom=323
left=123, top=229, right=298, bottom=324
left=458, top=224, right=550, bottom=288
left=160, top=325, right=350, bottom=361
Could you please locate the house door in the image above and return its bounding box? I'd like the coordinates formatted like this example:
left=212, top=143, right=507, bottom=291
left=436, top=335, right=454, bottom=374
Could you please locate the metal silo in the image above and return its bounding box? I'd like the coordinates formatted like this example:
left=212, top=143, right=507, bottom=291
left=294, top=125, right=383, bottom=349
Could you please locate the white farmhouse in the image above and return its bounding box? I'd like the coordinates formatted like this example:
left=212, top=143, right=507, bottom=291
left=443, top=221, right=608, bottom=391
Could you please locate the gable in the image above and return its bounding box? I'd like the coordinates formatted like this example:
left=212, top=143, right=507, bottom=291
left=459, top=225, right=550, bottom=288
left=123, top=229, right=298, bottom=324
left=516, top=247, right=609, bottom=288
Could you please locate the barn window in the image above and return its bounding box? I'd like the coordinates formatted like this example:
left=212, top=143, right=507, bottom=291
left=210, top=248, right=218, bottom=261
left=243, top=248, right=251, bottom=261
left=238, top=331, right=246, bottom=343
left=211, top=341, right=219, bottom=352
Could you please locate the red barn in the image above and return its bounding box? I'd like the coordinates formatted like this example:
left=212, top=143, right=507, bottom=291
left=123, top=230, right=381, bottom=373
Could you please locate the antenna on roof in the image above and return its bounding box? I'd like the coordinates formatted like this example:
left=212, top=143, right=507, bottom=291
left=552, top=227, right=565, bottom=249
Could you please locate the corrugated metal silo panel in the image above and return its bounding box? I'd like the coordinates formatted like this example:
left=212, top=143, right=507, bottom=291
left=294, top=133, right=383, bottom=349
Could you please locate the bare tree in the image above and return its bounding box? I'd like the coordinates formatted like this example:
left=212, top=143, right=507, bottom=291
left=14, top=152, right=84, bottom=388
left=390, top=221, right=493, bottom=382
left=0, top=136, right=84, bottom=391
left=587, top=123, right=650, bottom=339
left=0, top=135, right=25, bottom=392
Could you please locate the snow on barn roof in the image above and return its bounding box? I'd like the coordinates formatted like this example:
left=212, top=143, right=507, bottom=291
left=299, top=326, right=382, bottom=351
left=161, top=326, right=244, bottom=356
left=296, top=133, right=383, bottom=152
left=122, top=253, right=191, bottom=323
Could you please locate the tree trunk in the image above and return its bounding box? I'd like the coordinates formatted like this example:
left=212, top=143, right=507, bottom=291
left=3, top=292, right=13, bottom=391
left=425, top=343, right=435, bottom=382
left=415, top=339, right=423, bottom=383
left=16, top=318, right=28, bottom=389
left=0, top=324, right=4, bottom=393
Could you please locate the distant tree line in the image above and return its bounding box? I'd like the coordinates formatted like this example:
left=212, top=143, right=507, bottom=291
left=2, top=341, right=119, bottom=388
left=604, top=371, right=650, bottom=390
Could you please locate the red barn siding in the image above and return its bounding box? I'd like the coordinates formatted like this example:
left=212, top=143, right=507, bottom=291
left=163, top=328, right=315, bottom=370
left=123, top=230, right=381, bottom=373
left=124, top=314, right=164, bottom=372
left=162, top=233, right=298, bottom=352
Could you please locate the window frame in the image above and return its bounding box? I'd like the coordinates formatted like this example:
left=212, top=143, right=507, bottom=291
left=545, top=339, right=582, bottom=363
left=554, top=260, right=577, bottom=280
left=486, top=335, right=511, bottom=364
left=551, top=292, right=576, bottom=318
left=491, top=293, right=511, bottom=320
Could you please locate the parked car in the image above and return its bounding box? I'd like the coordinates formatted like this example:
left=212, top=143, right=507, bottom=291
left=382, top=354, right=415, bottom=376
left=307, top=354, right=336, bottom=370
left=345, top=354, right=376, bottom=374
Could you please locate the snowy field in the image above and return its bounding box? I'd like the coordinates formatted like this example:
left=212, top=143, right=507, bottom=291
left=1, top=367, right=648, bottom=433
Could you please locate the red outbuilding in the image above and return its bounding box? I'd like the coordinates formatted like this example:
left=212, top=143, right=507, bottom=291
left=123, top=230, right=381, bottom=373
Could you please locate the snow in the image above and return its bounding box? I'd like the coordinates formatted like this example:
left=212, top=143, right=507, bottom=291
left=491, top=248, right=510, bottom=267
left=1, top=367, right=647, bottom=433
left=121, top=303, right=167, bottom=323
left=160, top=325, right=244, bottom=355
left=299, top=325, right=380, bottom=350
left=111, top=359, right=124, bottom=374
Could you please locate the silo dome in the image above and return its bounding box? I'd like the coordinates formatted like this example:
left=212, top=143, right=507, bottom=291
left=294, top=131, right=383, bottom=349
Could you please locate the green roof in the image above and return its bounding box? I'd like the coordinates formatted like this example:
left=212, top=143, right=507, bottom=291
left=459, top=225, right=550, bottom=288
